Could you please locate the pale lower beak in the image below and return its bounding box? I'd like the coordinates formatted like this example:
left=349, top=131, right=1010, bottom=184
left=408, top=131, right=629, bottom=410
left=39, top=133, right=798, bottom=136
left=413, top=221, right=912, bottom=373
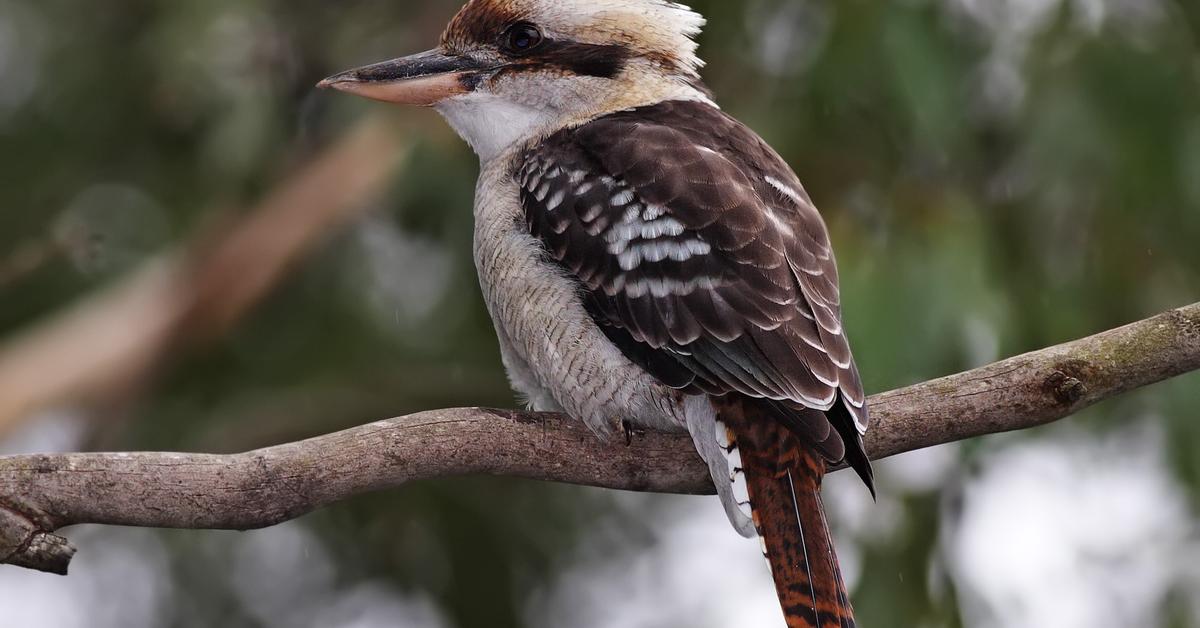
left=318, top=49, right=494, bottom=106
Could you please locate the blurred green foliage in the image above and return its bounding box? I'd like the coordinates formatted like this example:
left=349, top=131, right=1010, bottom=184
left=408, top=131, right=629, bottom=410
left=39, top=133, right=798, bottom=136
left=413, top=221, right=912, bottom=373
left=1, top=0, right=1198, bottom=626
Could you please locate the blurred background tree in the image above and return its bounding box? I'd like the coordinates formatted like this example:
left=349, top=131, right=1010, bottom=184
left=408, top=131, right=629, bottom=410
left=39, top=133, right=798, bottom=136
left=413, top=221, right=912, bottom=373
left=1, top=0, right=1198, bottom=627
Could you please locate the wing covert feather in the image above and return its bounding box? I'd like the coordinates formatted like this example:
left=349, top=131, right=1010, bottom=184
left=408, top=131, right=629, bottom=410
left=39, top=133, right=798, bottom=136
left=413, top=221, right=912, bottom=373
left=519, top=100, right=869, bottom=474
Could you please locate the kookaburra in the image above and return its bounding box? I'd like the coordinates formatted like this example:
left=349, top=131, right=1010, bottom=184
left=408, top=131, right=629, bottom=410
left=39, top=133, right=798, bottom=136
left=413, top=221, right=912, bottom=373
left=321, top=1, right=873, bottom=625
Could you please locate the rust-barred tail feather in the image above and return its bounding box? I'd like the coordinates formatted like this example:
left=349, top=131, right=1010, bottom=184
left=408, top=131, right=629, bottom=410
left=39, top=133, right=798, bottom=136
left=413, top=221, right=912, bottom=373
left=721, top=403, right=856, bottom=628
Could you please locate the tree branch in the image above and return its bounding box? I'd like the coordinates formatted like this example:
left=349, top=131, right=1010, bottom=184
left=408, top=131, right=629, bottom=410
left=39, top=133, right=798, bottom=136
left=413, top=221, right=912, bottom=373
left=2, top=302, right=1198, bottom=575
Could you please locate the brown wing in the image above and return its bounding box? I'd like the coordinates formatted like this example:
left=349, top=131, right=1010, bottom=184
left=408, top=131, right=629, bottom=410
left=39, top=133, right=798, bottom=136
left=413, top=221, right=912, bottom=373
left=518, top=100, right=870, bottom=485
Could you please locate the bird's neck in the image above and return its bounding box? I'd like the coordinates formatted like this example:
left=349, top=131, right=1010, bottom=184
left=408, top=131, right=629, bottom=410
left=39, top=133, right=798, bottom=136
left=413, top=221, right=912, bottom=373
left=435, top=66, right=715, bottom=164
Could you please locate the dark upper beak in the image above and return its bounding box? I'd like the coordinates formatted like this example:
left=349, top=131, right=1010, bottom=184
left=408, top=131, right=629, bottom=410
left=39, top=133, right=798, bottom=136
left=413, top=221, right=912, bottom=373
left=318, top=48, right=494, bottom=106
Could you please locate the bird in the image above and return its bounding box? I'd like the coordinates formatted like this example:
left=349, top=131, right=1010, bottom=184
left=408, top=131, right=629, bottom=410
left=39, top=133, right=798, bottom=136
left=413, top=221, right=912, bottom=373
left=320, top=1, right=873, bottom=626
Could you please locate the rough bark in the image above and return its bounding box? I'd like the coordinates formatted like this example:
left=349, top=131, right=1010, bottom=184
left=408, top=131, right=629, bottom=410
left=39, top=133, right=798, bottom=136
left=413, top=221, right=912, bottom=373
left=2, top=302, right=1198, bottom=575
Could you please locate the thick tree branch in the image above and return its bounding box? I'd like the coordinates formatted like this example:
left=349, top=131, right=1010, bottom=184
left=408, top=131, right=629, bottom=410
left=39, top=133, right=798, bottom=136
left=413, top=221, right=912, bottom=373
left=2, top=302, right=1198, bottom=575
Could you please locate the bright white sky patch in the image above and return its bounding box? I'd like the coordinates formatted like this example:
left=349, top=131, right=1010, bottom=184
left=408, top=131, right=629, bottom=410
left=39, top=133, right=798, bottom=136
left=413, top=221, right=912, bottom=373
left=945, top=427, right=1194, bottom=628
left=0, top=527, right=172, bottom=628
left=229, top=522, right=450, bottom=628
left=527, top=493, right=787, bottom=628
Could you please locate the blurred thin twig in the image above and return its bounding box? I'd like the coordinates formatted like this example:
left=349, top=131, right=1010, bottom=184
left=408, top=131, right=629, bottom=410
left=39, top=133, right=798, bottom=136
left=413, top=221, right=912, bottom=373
left=0, top=117, right=408, bottom=436
left=2, top=300, right=1197, bottom=575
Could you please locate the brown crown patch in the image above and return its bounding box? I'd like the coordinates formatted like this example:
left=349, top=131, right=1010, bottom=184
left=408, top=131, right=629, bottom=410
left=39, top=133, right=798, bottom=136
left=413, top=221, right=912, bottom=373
left=442, top=0, right=524, bottom=51
left=439, top=0, right=704, bottom=80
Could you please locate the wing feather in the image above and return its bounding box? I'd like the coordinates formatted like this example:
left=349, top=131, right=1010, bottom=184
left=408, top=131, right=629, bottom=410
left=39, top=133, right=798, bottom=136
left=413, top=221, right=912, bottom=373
left=519, top=100, right=870, bottom=479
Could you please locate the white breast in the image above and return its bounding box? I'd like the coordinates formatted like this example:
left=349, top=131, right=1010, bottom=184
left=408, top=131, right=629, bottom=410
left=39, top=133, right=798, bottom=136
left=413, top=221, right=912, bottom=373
left=471, top=156, right=685, bottom=436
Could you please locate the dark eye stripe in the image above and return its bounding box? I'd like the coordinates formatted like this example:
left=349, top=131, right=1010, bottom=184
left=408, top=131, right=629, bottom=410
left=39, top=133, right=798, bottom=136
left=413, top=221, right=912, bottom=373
left=504, top=40, right=634, bottom=79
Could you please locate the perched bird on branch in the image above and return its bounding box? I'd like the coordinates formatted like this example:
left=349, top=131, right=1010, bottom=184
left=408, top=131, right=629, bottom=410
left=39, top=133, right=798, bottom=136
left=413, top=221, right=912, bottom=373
left=321, top=1, right=873, bottom=625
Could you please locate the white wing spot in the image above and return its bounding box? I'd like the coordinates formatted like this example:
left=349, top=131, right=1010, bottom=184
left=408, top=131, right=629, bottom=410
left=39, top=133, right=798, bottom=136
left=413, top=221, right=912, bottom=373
left=682, top=239, right=712, bottom=258
left=642, top=204, right=668, bottom=220
left=617, top=249, right=641, bottom=271
left=765, top=176, right=805, bottom=204
left=611, top=189, right=636, bottom=206
left=621, top=276, right=724, bottom=298
left=612, top=239, right=712, bottom=270
left=623, top=278, right=648, bottom=298
left=638, top=217, right=687, bottom=240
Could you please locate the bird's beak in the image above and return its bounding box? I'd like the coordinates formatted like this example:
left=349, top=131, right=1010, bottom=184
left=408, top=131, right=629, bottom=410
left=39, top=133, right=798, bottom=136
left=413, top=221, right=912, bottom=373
left=317, top=48, right=494, bottom=107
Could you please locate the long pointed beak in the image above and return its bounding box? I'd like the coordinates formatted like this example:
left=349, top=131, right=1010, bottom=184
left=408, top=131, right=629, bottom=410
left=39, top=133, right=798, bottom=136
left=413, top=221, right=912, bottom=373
left=318, top=49, right=494, bottom=106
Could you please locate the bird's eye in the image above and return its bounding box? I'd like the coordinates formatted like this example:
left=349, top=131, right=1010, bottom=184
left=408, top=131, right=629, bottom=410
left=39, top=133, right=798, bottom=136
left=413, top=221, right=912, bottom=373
left=502, top=22, right=544, bottom=55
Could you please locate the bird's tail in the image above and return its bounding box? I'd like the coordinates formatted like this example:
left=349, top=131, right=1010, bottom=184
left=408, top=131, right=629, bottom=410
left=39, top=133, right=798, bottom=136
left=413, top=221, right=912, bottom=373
left=720, top=402, right=856, bottom=628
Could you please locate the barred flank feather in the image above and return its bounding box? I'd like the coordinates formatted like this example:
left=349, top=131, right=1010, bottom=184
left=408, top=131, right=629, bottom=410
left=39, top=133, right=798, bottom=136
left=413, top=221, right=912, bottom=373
left=719, top=398, right=855, bottom=628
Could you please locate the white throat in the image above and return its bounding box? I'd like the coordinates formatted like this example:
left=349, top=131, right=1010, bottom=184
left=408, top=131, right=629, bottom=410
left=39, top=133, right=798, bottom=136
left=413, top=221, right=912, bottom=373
left=435, top=93, right=557, bottom=163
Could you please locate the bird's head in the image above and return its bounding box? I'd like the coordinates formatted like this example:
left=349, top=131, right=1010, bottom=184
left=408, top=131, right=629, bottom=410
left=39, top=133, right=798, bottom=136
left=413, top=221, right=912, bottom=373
left=320, top=0, right=709, bottom=160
